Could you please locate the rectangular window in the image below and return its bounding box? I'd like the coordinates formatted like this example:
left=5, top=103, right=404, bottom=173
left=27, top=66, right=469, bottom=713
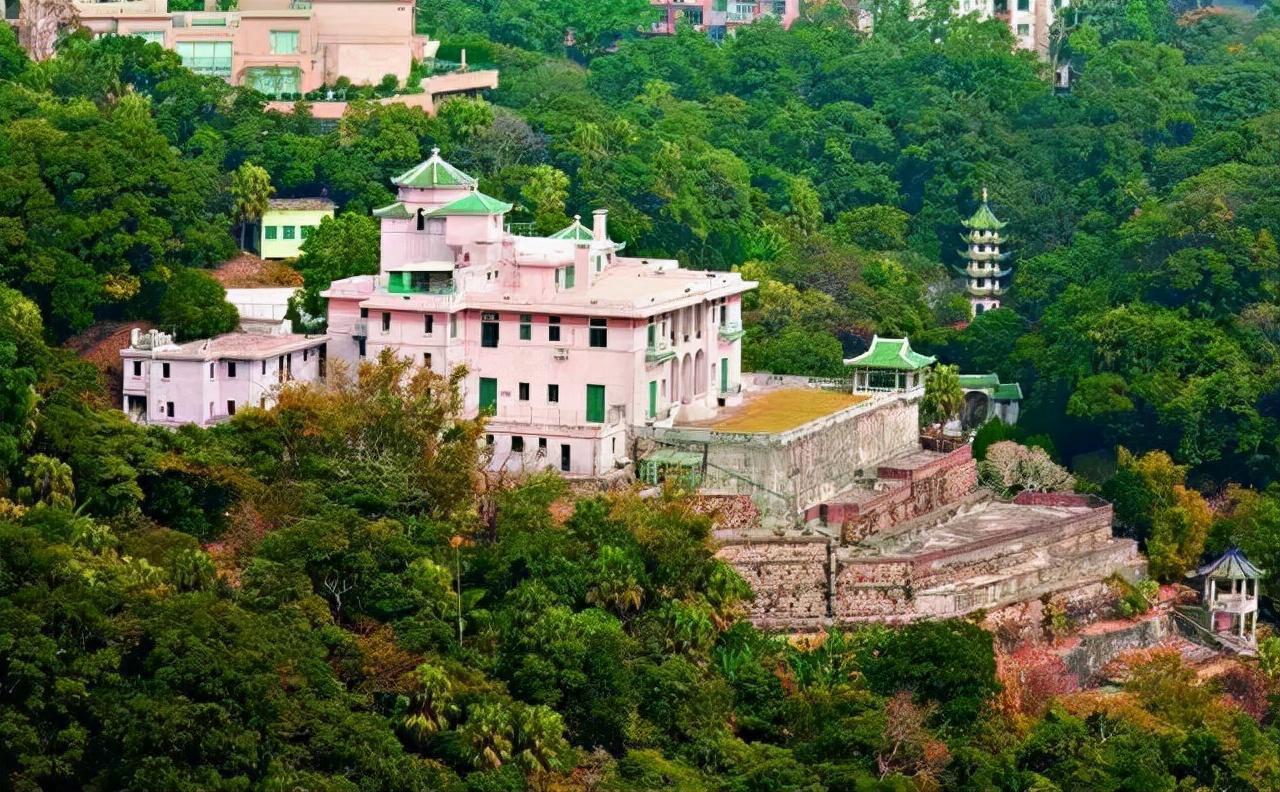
left=1016, top=23, right=1030, bottom=34
left=209, top=363, right=215, bottom=379
left=481, top=312, right=499, bottom=348
left=262, top=359, right=267, bottom=375
left=303, top=348, right=308, bottom=362
left=539, top=437, right=547, bottom=450
left=133, top=361, right=142, bottom=376
left=381, top=312, right=391, bottom=333
left=246, top=66, right=300, bottom=98
left=228, top=361, right=237, bottom=378
left=360, top=307, right=369, bottom=319
left=174, top=40, right=232, bottom=77
left=548, top=316, right=561, bottom=342
left=586, top=384, right=605, bottom=423
left=564, top=265, right=575, bottom=289
left=162, top=362, right=170, bottom=379
left=647, top=323, right=656, bottom=348
left=479, top=377, right=498, bottom=414
left=449, top=314, right=458, bottom=338
left=519, top=314, right=532, bottom=341
left=134, top=30, right=166, bottom=44
left=560, top=444, right=571, bottom=472
left=1017, top=0, right=1029, bottom=9
left=166, top=401, right=175, bottom=417
left=589, top=318, right=607, bottom=348
left=283, top=226, right=296, bottom=240
left=357, top=337, right=366, bottom=358
left=512, top=436, right=524, bottom=453
left=648, top=380, right=657, bottom=419
left=547, top=384, right=559, bottom=404
left=424, top=314, right=434, bottom=334
left=227, top=400, right=236, bottom=416
left=423, top=352, right=432, bottom=369
left=270, top=30, right=299, bottom=54
left=265, top=225, right=278, bottom=240
left=518, top=382, right=530, bottom=401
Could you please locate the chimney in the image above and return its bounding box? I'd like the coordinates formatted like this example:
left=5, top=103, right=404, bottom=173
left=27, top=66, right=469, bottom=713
left=592, top=208, right=608, bottom=242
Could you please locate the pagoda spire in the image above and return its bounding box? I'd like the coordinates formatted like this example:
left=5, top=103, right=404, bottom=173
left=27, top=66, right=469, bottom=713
left=960, top=186, right=1010, bottom=318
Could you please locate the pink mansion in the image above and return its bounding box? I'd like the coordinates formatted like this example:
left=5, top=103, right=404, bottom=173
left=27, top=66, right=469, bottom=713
left=321, top=150, right=756, bottom=476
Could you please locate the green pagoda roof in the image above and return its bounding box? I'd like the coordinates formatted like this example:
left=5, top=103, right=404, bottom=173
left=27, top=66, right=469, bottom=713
left=844, top=336, right=936, bottom=371
left=958, top=373, right=1000, bottom=390
left=963, top=188, right=1006, bottom=231
left=550, top=215, right=595, bottom=242
left=372, top=201, right=413, bottom=219
left=993, top=383, right=1023, bottom=401
left=425, top=190, right=513, bottom=217
left=1193, top=548, right=1264, bottom=580
left=392, top=148, right=478, bottom=189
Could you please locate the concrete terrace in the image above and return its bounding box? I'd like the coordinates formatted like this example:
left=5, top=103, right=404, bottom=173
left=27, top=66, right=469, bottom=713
left=683, top=387, right=869, bottom=434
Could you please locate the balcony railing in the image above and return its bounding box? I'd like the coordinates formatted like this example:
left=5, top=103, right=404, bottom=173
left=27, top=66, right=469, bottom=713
left=718, top=321, right=745, bottom=342
left=646, top=338, right=676, bottom=363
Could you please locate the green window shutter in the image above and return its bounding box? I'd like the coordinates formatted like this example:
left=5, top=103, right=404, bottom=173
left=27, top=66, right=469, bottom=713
left=647, top=324, right=656, bottom=347
left=479, top=377, right=497, bottom=415
left=648, top=381, right=657, bottom=419
left=586, top=384, right=605, bottom=423
left=283, top=226, right=296, bottom=240
left=564, top=265, right=575, bottom=288
left=265, top=226, right=278, bottom=240
left=720, top=357, right=728, bottom=392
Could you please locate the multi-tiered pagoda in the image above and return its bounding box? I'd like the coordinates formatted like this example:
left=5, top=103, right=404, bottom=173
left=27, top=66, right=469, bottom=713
left=960, top=188, right=1011, bottom=316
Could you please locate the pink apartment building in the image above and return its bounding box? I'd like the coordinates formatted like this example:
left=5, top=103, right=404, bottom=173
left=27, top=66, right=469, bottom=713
left=647, top=0, right=799, bottom=38
left=68, top=0, right=433, bottom=96
left=322, top=150, right=757, bottom=477
left=121, top=327, right=328, bottom=427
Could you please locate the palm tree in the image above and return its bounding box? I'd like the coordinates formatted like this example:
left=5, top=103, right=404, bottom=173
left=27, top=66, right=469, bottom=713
left=585, top=545, right=645, bottom=615
left=459, top=701, right=513, bottom=769
left=230, top=162, right=273, bottom=250
left=920, top=363, right=964, bottom=432
left=512, top=704, right=569, bottom=775
left=402, top=663, right=454, bottom=738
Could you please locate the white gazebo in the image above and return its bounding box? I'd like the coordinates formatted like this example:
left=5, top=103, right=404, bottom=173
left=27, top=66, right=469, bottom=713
left=1189, top=548, right=1263, bottom=645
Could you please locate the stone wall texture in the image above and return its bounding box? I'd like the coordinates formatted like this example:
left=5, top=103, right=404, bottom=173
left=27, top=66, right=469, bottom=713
left=838, top=446, right=978, bottom=543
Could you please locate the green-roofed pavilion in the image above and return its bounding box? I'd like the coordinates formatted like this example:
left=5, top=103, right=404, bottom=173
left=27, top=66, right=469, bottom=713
left=844, top=336, right=935, bottom=393
left=392, top=147, right=478, bottom=190
left=962, top=188, right=1007, bottom=232
left=425, top=191, right=513, bottom=217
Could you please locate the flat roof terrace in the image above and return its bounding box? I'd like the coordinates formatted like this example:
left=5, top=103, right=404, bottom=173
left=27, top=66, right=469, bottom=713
left=857, top=500, right=1094, bottom=557
left=682, top=388, right=869, bottom=434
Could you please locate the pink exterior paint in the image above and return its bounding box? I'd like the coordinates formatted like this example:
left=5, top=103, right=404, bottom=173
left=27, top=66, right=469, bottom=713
left=323, top=153, right=756, bottom=477
left=72, top=0, right=429, bottom=94
left=647, top=0, right=800, bottom=35
left=120, top=328, right=328, bottom=427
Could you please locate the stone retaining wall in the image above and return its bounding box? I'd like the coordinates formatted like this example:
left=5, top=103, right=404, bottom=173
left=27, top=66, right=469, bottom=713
left=832, top=445, right=978, bottom=543
left=717, top=536, right=830, bottom=627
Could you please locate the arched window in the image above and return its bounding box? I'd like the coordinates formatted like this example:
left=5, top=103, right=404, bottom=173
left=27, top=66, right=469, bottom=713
left=416, top=208, right=426, bottom=231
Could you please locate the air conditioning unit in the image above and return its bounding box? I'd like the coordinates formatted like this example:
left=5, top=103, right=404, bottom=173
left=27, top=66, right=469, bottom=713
left=553, top=347, right=570, bottom=360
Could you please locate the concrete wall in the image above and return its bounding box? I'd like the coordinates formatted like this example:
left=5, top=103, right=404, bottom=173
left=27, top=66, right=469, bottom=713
left=694, top=392, right=921, bottom=525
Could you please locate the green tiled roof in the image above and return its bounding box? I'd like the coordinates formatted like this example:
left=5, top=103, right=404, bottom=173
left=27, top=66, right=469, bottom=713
left=372, top=201, right=413, bottom=219
left=550, top=216, right=595, bottom=242
left=392, top=148, right=478, bottom=189
left=426, top=191, right=513, bottom=217
left=963, top=188, right=1006, bottom=231
left=1194, top=548, right=1264, bottom=580
left=993, top=383, right=1023, bottom=401
left=844, top=336, right=936, bottom=370
left=958, top=373, right=1000, bottom=390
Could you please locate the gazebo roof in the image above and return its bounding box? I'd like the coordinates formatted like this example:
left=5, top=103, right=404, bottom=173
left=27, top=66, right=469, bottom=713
left=1192, top=548, right=1264, bottom=580
left=392, top=148, right=478, bottom=189
left=549, top=215, right=595, bottom=242
left=424, top=191, right=513, bottom=217
left=844, top=336, right=936, bottom=371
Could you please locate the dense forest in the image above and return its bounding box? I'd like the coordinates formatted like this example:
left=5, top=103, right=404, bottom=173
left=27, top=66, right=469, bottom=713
left=5, top=0, right=1280, bottom=788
